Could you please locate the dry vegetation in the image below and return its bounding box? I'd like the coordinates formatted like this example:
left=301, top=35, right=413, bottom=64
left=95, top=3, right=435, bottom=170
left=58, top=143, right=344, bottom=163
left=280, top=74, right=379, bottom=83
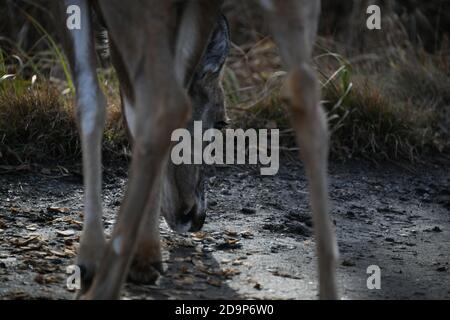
left=0, top=0, right=449, bottom=165
left=223, top=0, right=450, bottom=161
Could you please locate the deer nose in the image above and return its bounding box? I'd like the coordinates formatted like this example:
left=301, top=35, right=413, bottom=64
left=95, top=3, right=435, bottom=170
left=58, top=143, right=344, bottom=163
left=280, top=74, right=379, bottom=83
left=179, top=203, right=205, bottom=232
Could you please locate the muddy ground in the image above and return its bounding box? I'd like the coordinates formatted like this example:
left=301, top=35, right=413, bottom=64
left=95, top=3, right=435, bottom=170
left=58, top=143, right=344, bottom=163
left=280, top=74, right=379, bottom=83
left=0, top=159, right=449, bottom=300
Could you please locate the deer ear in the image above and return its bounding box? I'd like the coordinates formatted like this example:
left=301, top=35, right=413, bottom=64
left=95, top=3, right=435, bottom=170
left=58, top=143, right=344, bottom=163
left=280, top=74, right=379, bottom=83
left=196, top=13, right=230, bottom=79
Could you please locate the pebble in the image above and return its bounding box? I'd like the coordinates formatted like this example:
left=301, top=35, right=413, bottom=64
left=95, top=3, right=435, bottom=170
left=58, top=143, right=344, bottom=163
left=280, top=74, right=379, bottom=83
left=241, top=207, right=256, bottom=215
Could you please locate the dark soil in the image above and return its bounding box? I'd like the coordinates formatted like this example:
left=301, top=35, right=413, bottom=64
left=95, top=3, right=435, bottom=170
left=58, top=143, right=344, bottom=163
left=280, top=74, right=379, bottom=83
left=0, top=159, right=449, bottom=300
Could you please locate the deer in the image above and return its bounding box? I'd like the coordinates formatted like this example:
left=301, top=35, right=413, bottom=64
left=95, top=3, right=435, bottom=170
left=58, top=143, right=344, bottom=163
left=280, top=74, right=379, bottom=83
left=57, top=0, right=338, bottom=300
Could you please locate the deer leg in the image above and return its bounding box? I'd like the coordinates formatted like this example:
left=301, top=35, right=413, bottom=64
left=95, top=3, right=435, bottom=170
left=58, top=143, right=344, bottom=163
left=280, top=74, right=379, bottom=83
left=61, top=0, right=107, bottom=293
left=82, top=69, right=190, bottom=299
left=106, top=1, right=221, bottom=284
left=126, top=188, right=165, bottom=285
left=119, top=90, right=165, bottom=285
left=83, top=75, right=190, bottom=299
left=106, top=35, right=167, bottom=285
left=260, top=0, right=339, bottom=299
left=174, top=0, right=222, bottom=86
left=114, top=83, right=165, bottom=286
left=81, top=1, right=192, bottom=299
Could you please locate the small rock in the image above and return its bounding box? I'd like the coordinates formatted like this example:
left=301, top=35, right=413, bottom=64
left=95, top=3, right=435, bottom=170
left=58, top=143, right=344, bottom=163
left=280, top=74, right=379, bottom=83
left=208, top=199, right=218, bottom=207
left=216, top=241, right=242, bottom=251
left=342, top=259, right=356, bottom=267
left=345, top=211, right=356, bottom=218
left=241, top=207, right=256, bottom=215
left=254, top=282, right=262, bottom=290
left=240, top=230, right=254, bottom=239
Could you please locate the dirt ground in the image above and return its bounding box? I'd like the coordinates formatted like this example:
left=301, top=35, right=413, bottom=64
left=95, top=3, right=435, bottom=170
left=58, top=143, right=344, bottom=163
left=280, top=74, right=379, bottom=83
left=0, top=158, right=449, bottom=300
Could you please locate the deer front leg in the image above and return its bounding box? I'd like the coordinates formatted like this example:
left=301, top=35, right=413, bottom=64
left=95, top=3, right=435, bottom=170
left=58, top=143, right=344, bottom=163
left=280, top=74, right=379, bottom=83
left=80, top=1, right=191, bottom=298
left=110, top=1, right=221, bottom=284
left=62, top=0, right=107, bottom=294
left=108, top=46, right=165, bottom=284
left=82, top=82, right=191, bottom=299
left=260, top=0, right=339, bottom=299
left=127, top=182, right=164, bottom=284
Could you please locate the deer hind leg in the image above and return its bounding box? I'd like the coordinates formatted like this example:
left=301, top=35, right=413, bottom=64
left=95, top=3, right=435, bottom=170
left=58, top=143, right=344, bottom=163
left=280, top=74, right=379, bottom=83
left=61, top=0, right=107, bottom=293
left=260, top=0, right=339, bottom=299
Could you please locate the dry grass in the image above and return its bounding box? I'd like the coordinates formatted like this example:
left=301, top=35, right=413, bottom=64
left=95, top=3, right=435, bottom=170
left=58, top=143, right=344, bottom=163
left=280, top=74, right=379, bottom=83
left=224, top=34, right=450, bottom=162
left=0, top=79, right=128, bottom=165
left=0, top=1, right=449, bottom=165
left=2, top=41, right=448, bottom=165
left=0, top=83, right=77, bottom=164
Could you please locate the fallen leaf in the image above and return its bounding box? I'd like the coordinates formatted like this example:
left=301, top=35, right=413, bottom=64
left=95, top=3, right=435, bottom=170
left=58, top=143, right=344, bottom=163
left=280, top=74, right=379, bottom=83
left=64, top=249, right=76, bottom=256
left=191, top=231, right=207, bottom=241
left=224, top=229, right=238, bottom=237
left=48, top=250, right=66, bottom=257
left=270, top=269, right=302, bottom=279
left=192, top=258, right=205, bottom=268
left=34, top=274, right=62, bottom=285
left=206, top=277, right=222, bottom=287
left=225, top=238, right=240, bottom=245
left=70, top=220, right=83, bottom=226
left=15, top=236, right=40, bottom=246
left=240, top=230, right=254, bottom=239
left=222, top=268, right=241, bottom=278
left=179, top=265, right=190, bottom=274
left=47, top=207, right=70, bottom=214
left=177, top=276, right=194, bottom=285
left=56, top=230, right=75, bottom=237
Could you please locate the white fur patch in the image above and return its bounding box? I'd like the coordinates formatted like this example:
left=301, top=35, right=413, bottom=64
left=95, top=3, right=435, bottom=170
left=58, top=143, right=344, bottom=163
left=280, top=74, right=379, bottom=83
left=123, top=97, right=137, bottom=138
left=69, top=1, right=98, bottom=136
left=112, top=236, right=123, bottom=255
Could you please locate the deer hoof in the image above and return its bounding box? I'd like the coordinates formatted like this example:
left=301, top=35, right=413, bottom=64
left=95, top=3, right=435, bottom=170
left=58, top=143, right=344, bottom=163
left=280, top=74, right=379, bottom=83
left=127, top=258, right=164, bottom=284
